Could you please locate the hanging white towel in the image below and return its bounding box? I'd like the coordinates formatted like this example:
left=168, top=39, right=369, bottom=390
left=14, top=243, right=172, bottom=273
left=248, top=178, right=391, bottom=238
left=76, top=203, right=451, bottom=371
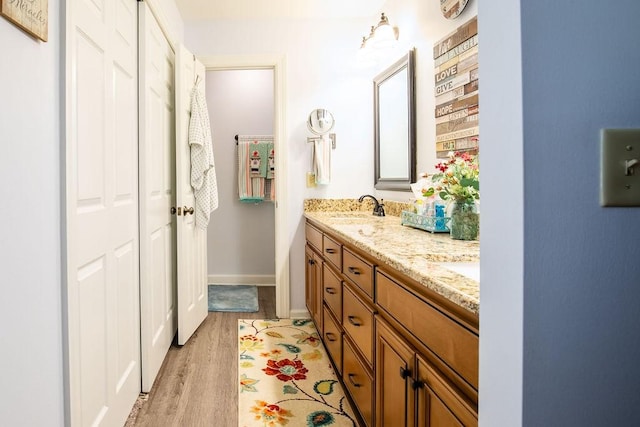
left=313, top=134, right=331, bottom=185
left=189, top=77, right=219, bottom=229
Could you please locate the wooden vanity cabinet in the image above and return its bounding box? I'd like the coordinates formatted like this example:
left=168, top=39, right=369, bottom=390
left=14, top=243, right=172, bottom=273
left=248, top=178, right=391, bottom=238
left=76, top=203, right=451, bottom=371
left=304, top=217, right=479, bottom=427
left=376, top=317, right=477, bottom=427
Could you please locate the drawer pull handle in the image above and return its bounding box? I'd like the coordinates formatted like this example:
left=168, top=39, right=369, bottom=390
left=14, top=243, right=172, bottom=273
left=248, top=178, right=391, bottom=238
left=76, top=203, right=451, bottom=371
left=347, top=373, right=362, bottom=388
left=400, top=367, right=411, bottom=379
left=326, top=332, right=338, bottom=342
left=326, top=287, right=337, bottom=295
left=347, top=266, right=361, bottom=275
left=308, top=259, right=315, bottom=265
left=325, top=248, right=336, bottom=254
left=411, top=379, right=425, bottom=390
left=347, top=315, right=362, bottom=327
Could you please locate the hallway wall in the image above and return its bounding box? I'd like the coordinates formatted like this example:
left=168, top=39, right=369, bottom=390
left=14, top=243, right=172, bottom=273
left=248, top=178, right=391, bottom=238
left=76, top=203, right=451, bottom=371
left=206, top=69, right=276, bottom=283
left=0, top=2, right=64, bottom=425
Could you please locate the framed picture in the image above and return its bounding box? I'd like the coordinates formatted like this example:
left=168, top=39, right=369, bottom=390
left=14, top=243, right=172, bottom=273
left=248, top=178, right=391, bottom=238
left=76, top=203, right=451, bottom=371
left=1, top=0, right=48, bottom=42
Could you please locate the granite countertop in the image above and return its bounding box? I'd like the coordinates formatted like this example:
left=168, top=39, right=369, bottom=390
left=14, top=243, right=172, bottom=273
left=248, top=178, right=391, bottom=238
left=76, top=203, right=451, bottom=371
left=304, top=206, right=480, bottom=315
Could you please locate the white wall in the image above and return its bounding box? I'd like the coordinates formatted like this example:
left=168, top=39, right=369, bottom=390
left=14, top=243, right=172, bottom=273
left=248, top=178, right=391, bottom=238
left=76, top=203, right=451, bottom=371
left=184, top=0, right=477, bottom=312
left=0, top=2, right=64, bottom=425
left=477, top=1, right=523, bottom=425
left=206, top=69, right=276, bottom=281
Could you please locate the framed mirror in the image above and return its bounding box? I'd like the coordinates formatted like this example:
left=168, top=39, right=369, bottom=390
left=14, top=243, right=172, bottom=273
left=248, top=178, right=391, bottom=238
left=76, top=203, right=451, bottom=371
left=374, top=49, right=416, bottom=191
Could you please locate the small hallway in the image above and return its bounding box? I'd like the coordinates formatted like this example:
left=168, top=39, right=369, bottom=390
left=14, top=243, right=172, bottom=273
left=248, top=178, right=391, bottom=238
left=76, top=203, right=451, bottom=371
left=125, top=286, right=276, bottom=426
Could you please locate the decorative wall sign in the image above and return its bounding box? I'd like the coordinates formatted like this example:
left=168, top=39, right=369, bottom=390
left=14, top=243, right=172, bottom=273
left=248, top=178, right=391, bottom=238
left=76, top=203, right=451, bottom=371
left=1, top=0, right=48, bottom=42
left=440, top=0, right=470, bottom=20
left=433, top=16, right=478, bottom=158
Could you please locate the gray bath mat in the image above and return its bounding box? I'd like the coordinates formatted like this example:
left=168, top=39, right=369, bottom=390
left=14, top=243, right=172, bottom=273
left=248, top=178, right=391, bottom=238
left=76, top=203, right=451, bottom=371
left=208, top=284, right=259, bottom=312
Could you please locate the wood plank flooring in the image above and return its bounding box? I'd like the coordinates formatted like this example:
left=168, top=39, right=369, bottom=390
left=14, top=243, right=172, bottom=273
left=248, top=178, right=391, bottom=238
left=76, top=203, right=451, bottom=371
left=126, top=286, right=276, bottom=427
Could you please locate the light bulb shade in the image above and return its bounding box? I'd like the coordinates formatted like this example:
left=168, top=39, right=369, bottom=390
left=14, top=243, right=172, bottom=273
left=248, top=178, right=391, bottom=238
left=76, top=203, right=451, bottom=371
left=371, top=13, right=397, bottom=49
left=372, top=23, right=396, bottom=48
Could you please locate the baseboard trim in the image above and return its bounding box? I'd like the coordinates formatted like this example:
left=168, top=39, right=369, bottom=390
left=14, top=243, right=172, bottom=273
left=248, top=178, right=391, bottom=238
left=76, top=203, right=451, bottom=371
left=289, top=309, right=310, bottom=319
left=208, top=275, right=276, bottom=286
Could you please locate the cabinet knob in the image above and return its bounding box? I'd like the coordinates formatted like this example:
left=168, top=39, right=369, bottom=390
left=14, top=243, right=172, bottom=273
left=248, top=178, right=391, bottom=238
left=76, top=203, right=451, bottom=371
left=308, top=259, right=315, bottom=265
left=325, top=248, right=336, bottom=254
left=347, top=373, right=362, bottom=388
left=325, top=332, right=338, bottom=342
left=326, top=287, right=337, bottom=295
left=399, top=367, right=411, bottom=379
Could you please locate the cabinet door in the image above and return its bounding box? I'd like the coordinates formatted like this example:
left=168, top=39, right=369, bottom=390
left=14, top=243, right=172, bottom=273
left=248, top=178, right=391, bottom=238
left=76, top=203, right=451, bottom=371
left=416, top=355, right=477, bottom=427
left=305, top=244, right=315, bottom=316
left=314, top=259, right=323, bottom=330
left=305, top=244, right=322, bottom=329
left=375, top=318, right=415, bottom=427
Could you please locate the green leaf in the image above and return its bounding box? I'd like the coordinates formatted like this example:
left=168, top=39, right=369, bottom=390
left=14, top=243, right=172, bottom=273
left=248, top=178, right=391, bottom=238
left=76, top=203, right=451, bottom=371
left=266, top=331, right=284, bottom=339
left=277, top=343, right=301, bottom=353
left=283, top=385, right=298, bottom=394
left=313, top=380, right=338, bottom=395
left=422, top=187, right=434, bottom=197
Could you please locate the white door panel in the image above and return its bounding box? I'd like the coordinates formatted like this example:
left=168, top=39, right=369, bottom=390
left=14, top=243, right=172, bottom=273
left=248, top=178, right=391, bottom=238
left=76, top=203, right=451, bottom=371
left=139, top=2, right=177, bottom=392
left=66, top=0, right=140, bottom=425
left=176, top=44, right=208, bottom=345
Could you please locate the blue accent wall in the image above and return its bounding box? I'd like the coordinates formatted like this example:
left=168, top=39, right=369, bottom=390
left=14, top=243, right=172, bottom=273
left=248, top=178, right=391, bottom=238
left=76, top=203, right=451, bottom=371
left=521, top=1, right=640, bottom=424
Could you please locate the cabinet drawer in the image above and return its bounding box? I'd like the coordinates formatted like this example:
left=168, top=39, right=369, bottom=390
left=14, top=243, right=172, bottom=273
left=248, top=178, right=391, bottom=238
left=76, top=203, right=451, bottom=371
left=305, top=223, right=323, bottom=253
left=343, top=248, right=374, bottom=298
left=343, top=337, right=374, bottom=427
left=376, top=270, right=479, bottom=390
left=322, top=235, right=342, bottom=271
left=343, top=284, right=375, bottom=367
left=323, top=264, right=342, bottom=319
left=323, top=306, right=342, bottom=374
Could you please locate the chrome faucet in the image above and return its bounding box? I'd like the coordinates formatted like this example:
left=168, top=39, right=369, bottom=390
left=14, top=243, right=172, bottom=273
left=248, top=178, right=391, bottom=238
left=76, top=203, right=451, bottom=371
left=358, top=194, right=385, bottom=216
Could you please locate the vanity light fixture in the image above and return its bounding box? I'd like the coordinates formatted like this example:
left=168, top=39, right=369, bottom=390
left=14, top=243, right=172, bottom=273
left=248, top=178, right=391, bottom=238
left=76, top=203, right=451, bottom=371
left=356, top=25, right=377, bottom=64
left=357, top=13, right=399, bottom=67
left=371, top=13, right=398, bottom=48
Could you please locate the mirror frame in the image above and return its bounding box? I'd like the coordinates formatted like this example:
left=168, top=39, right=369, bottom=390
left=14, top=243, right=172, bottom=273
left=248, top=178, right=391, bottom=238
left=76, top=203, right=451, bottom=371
left=374, top=49, right=416, bottom=191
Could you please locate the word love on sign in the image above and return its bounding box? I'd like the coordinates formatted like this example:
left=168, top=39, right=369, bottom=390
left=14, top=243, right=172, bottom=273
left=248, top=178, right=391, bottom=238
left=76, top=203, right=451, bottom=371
left=1, top=0, right=48, bottom=42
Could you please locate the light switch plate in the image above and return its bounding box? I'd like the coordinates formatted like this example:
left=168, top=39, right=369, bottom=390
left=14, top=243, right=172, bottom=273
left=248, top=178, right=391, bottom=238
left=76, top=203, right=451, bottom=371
left=600, top=129, right=640, bottom=206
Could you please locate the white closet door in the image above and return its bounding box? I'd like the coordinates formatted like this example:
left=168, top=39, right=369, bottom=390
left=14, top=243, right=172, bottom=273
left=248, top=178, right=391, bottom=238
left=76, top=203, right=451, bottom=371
left=138, top=2, right=177, bottom=392
left=175, top=44, right=208, bottom=345
left=65, top=0, right=140, bottom=425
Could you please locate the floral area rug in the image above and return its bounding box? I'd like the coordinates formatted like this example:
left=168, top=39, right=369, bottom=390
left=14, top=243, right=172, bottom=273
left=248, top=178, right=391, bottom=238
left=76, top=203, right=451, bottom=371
left=238, top=319, right=358, bottom=427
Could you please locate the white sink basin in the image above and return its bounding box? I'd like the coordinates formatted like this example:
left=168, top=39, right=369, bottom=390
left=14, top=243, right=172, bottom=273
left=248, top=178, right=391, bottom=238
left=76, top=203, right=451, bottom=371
left=436, top=262, right=480, bottom=282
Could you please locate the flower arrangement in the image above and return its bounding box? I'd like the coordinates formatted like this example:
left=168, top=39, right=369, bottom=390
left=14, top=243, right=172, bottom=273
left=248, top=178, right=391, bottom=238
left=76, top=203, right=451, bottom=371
left=422, top=151, right=479, bottom=203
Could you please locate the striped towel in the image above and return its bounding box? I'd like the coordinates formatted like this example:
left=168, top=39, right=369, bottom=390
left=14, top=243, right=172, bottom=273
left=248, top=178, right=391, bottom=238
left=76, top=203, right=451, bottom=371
left=237, top=135, right=275, bottom=202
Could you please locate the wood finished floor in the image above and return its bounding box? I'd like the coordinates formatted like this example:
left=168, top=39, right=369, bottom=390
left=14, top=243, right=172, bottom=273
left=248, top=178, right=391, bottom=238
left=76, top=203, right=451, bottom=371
left=127, top=286, right=276, bottom=427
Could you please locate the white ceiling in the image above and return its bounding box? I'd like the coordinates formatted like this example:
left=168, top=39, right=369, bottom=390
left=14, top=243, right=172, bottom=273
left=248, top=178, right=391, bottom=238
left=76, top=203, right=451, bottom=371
left=174, top=0, right=386, bottom=21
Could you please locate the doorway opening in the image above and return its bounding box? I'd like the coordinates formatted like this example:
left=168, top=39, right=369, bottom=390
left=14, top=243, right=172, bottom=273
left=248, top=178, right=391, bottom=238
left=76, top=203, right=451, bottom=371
left=206, top=69, right=275, bottom=288
left=199, top=55, right=290, bottom=318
